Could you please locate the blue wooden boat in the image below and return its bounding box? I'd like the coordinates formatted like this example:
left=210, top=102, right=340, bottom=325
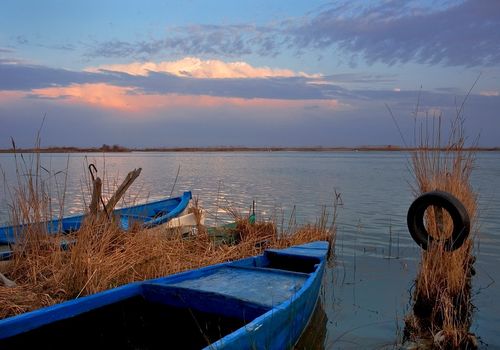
left=0, top=191, right=192, bottom=260
left=0, top=241, right=328, bottom=349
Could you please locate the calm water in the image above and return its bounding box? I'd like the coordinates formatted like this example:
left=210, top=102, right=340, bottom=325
left=0, top=151, right=499, bottom=348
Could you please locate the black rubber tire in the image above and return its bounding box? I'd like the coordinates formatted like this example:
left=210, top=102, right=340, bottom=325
left=407, top=191, right=470, bottom=251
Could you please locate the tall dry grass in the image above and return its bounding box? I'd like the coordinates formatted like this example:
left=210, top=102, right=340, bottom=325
left=404, top=111, right=478, bottom=348
left=0, top=152, right=336, bottom=320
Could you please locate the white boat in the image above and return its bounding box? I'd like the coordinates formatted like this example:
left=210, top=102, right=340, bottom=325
left=162, top=210, right=205, bottom=234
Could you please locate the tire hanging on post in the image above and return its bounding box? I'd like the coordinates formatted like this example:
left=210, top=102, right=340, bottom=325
left=407, top=190, right=470, bottom=251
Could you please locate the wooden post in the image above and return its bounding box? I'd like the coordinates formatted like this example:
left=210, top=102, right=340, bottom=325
left=105, top=168, right=142, bottom=213
left=89, top=177, right=102, bottom=215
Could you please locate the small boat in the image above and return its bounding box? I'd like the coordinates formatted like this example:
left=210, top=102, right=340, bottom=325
left=163, top=211, right=205, bottom=235
left=207, top=203, right=256, bottom=245
left=0, top=191, right=192, bottom=259
left=0, top=241, right=329, bottom=349
left=207, top=212, right=256, bottom=245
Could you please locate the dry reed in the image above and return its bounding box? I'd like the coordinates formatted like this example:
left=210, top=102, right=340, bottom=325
left=0, top=153, right=335, bottom=320
left=404, top=111, right=478, bottom=348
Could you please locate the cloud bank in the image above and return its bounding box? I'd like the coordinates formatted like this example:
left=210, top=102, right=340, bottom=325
left=86, top=0, right=500, bottom=68
left=0, top=59, right=341, bottom=101
left=87, top=57, right=318, bottom=79
left=1, top=55, right=499, bottom=148
left=292, top=0, right=500, bottom=67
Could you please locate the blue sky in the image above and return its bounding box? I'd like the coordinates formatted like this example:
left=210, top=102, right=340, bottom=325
left=1, top=0, right=499, bottom=147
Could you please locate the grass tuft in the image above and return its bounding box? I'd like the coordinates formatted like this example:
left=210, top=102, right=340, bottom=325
left=404, top=109, right=478, bottom=348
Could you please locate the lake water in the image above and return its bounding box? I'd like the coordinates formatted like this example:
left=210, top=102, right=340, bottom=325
left=0, top=151, right=499, bottom=348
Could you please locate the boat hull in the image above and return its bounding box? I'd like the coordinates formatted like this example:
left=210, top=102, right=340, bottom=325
left=0, top=191, right=192, bottom=259
left=0, top=241, right=328, bottom=349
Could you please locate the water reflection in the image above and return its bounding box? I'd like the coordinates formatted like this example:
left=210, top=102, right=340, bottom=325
left=295, top=299, right=328, bottom=349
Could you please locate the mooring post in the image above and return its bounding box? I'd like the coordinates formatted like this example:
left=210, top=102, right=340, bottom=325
left=105, top=168, right=142, bottom=213
left=89, top=177, right=102, bottom=215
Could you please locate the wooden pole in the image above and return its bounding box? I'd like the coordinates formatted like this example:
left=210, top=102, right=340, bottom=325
left=89, top=177, right=102, bottom=215
left=105, top=168, right=142, bottom=213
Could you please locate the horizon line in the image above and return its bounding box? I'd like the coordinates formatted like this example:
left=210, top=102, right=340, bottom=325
left=1, top=145, right=499, bottom=153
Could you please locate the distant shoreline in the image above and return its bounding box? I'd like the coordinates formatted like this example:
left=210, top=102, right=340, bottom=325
left=1, top=146, right=500, bottom=153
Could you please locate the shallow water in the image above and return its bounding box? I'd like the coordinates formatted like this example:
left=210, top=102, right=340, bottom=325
left=0, top=151, right=499, bottom=348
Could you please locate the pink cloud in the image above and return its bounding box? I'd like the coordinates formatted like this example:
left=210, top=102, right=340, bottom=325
left=86, top=57, right=320, bottom=79
left=32, top=83, right=137, bottom=110
left=30, top=83, right=340, bottom=113
left=0, top=91, right=25, bottom=103
left=480, top=90, right=500, bottom=97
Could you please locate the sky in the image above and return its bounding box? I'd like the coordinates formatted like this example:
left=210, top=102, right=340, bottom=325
left=1, top=0, right=499, bottom=148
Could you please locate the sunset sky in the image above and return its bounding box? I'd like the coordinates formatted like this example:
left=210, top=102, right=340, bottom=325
left=1, top=0, right=499, bottom=147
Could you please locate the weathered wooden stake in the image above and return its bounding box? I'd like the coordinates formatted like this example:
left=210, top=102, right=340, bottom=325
left=105, top=168, right=142, bottom=213
left=89, top=177, right=102, bottom=215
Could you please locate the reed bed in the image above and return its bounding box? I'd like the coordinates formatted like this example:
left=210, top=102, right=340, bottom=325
left=404, top=113, right=478, bottom=348
left=0, top=156, right=335, bottom=320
